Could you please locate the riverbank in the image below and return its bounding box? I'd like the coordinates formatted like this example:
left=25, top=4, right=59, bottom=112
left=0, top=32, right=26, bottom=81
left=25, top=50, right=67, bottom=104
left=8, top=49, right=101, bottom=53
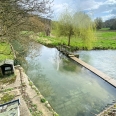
left=97, top=103, right=116, bottom=116
left=35, top=30, right=116, bottom=50
left=0, top=66, right=58, bottom=116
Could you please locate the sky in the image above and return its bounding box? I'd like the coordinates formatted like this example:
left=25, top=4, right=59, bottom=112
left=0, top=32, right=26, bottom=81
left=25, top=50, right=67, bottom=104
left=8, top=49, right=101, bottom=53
left=52, top=0, right=116, bottom=21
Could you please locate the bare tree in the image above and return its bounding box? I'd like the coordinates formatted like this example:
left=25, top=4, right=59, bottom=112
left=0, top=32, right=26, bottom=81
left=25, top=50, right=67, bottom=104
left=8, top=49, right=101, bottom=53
left=0, top=0, right=53, bottom=43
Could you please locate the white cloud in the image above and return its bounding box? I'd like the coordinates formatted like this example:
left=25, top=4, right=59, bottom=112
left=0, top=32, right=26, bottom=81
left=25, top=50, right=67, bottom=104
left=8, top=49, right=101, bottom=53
left=105, top=0, right=116, bottom=4
left=52, top=3, right=69, bottom=19
left=102, top=14, right=116, bottom=21
left=79, top=0, right=102, bottom=10
left=52, top=0, right=116, bottom=21
left=102, top=10, right=112, bottom=13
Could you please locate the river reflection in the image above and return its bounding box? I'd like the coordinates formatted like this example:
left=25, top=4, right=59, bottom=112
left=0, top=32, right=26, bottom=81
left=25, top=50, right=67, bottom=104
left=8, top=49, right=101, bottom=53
left=22, top=43, right=116, bottom=116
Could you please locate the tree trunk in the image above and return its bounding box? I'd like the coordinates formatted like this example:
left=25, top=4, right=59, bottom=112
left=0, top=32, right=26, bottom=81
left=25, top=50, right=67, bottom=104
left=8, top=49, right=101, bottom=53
left=68, top=29, right=72, bottom=46
left=68, top=35, right=71, bottom=46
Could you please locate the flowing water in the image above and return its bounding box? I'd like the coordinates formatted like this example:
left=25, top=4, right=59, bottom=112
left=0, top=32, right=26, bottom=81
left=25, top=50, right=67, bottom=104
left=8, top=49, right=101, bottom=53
left=21, top=43, right=116, bottom=116
left=77, top=50, right=116, bottom=80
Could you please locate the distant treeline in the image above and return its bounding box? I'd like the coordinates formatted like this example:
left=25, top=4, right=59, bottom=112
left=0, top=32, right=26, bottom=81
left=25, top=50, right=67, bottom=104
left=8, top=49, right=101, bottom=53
left=94, top=17, right=116, bottom=30
left=103, top=18, right=116, bottom=30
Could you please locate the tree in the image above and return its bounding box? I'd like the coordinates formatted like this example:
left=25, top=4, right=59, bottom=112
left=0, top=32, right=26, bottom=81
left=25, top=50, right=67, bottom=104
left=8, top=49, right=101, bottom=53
left=57, top=10, right=74, bottom=46
left=0, top=0, right=52, bottom=43
left=110, top=19, right=116, bottom=30
left=56, top=10, right=96, bottom=49
left=94, top=17, right=103, bottom=30
left=104, top=18, right=116, bottom=30
left=73, top=12, right=96, bottom=49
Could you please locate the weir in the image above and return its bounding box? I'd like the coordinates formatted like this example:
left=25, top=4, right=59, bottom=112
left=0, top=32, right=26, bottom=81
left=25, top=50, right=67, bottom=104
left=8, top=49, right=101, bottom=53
left=57, top=45, right=116, bottom=115
left=57, top=45, right=116, bottom=88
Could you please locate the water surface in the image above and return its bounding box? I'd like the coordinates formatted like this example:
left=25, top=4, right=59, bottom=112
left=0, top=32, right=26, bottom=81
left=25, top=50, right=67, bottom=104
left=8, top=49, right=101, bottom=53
left=22, top=43, right=116, bottom=116
left=77, top=50, right=116, bottom=79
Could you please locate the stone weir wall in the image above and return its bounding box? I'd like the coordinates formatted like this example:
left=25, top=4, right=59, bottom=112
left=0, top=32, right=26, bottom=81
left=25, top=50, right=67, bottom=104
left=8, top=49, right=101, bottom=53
left=14, top=65, right=59, bottom=116
left=97, top=103, right=116, bottom=116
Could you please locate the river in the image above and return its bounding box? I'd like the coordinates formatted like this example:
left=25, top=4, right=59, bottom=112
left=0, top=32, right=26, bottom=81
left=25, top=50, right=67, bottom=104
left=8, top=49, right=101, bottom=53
left=21, top=43, right=116, bottom=116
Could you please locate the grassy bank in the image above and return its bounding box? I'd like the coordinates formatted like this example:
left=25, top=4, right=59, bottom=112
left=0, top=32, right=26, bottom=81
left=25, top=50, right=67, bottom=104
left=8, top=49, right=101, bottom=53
left=36, top=30, right=116, bottom=50
left=0, top=42, right=14, bottom=61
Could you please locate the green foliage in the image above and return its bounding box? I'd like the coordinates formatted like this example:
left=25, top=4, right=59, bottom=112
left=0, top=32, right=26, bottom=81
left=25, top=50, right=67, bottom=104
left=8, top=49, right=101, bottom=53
left=39, top=32, right=46, bottom=37
left=53, top=113, right=59, bottom=116
left=3, top=88, right=14, bottom=92
left=0, top=74, right=16, bottom=84
left=41, top=98, right=46, bottom=103
left=54, top=10, right=96, bottom=49
left=20, top=31, right=34, bottom=36
left=73, top=12, right=96, bottom=49
left=93, top=31, right=116, bottom=49
left=0, top=42, right=14, bottom=61
left=94, top=17, right=103, bottom=29
left=29, top=81, right=33, bottom=87
left=99, top=28, right=110, bottom=31
left=37, top=30, right=116, bottom=50
left=103, top=18, right=116, bottom=30
left=0, top=93, right=15, bottom=104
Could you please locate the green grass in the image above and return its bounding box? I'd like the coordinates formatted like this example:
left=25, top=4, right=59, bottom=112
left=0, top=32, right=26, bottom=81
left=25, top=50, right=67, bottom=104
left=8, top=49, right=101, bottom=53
left=20, top=31, right=34, bottom=36
left=99, top=28, right=110, bottom=31
left=94, top=31, right=116, bottom=49
left=0, top=74, right=16, bottom=84
left=0, top=93, right=15, bottom=104
left=36, top=30, right=116, bottom=50
left=0, top=42, right=14, bottom=60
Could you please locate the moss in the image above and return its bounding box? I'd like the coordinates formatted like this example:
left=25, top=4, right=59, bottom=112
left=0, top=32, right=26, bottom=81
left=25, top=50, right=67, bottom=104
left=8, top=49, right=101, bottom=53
left=0, top=74, right=16, bottom=84
left=29, top=81, right=33, bottom=86
left=53, top=112, right=59, bottom=116
left=0, top=93, right=15, bottom=104
left=3, top=88, right=14, bottom=92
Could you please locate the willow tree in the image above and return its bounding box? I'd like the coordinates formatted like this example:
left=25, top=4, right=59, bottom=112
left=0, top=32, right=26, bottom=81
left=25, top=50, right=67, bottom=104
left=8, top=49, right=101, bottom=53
left=56, top=11, right=96, bottom=49
left=57, top=10, right=74, bottom=46
left=73, top=12, right=96, bottom=49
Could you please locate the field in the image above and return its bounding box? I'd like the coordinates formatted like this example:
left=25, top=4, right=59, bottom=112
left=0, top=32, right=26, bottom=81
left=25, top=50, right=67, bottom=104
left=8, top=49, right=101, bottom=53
left=36, top=29, right=116, bottom=50
left=0, top=42, right=14, bottom=61
left=94, top=31, right=116, bottom=49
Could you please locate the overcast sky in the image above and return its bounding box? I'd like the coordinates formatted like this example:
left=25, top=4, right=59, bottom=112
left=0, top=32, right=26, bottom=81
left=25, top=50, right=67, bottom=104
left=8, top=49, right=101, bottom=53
left=52, top=0, right=116, bottom=21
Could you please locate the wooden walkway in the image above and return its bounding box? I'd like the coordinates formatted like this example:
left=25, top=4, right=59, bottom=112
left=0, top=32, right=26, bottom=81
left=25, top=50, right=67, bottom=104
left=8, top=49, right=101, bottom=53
left=69, top=55, right=116, bottom=88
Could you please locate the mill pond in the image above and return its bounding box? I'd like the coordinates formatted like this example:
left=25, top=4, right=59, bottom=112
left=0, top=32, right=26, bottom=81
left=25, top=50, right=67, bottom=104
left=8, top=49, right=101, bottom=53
left=20, top=43, right=116, bottom=116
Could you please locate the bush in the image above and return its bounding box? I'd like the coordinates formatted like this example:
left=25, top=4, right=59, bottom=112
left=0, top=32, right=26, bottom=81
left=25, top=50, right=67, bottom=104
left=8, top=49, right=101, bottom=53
left=40, top=98, right=46, bottom=103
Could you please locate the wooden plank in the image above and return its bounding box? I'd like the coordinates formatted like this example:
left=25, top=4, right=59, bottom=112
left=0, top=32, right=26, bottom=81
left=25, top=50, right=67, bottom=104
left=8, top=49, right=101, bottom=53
left=69, top=56, right=116, bottom=88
